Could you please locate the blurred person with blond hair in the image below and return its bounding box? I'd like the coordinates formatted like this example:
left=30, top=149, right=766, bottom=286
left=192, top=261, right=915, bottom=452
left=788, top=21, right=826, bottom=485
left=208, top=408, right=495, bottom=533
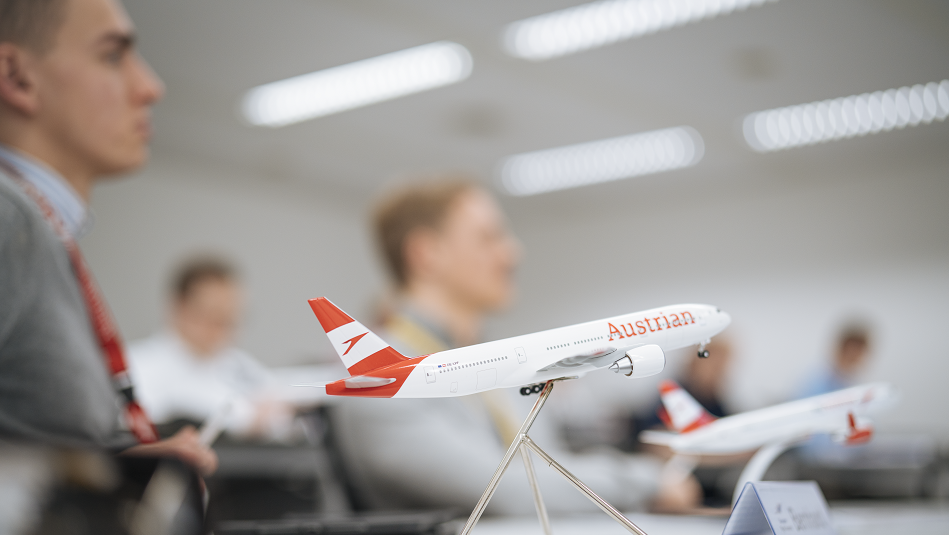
left=331, top=178, right=700, bottom=515
left=128, top=257, right=297, bottom=441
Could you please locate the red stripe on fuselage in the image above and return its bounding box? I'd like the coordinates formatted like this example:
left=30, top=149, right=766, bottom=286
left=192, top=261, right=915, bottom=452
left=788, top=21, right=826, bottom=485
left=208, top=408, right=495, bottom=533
left=326, top=356, right=426, bottom=398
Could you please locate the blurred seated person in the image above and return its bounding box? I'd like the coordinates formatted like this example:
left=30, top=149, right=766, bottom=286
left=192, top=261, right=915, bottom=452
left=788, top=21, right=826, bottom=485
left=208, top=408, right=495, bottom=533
left=331, top=179, right=700, bottom=515
left=633, top=337, right=734, bottom=439
left=796, top=322, right=871, bottom=399
left=128, top=257, right=295, bottom=441
left=793, top=321, right=873, bottom=464
left=629, top=338, right=740, bottom=507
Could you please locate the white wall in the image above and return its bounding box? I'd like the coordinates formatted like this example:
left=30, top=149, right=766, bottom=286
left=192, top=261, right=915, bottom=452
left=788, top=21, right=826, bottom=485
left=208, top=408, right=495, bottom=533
left=82, top=158, right=383, bottom=367
left=84, top=152, right=949, bottom=439
left=492, top=159, right=949, bottom=438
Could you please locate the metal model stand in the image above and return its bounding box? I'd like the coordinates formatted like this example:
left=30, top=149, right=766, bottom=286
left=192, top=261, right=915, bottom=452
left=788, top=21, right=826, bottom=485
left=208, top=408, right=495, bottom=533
left=731, top=438, right=799, bottom=505
left=459, top=379, right=650, bottom=535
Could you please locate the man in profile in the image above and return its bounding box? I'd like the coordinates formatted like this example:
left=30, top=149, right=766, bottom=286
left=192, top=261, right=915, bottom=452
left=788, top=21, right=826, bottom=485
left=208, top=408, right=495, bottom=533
left=331, top=179, right=700, bottom=514
left=0, top=0, right=215, bottom=473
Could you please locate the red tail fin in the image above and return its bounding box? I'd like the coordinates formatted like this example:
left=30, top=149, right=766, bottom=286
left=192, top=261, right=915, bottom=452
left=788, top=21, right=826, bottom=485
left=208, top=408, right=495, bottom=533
left=308, top=297, right=408, bottom=375
left=658, top=380, right=717, bottom=433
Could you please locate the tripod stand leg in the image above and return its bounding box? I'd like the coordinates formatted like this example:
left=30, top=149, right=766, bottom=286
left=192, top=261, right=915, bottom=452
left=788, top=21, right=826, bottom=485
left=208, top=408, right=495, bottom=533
left=459, top=381, right=556, bottom=535
left=520, top=444, right=552, bottom=535
left=522, top=437, right=649, bottom=535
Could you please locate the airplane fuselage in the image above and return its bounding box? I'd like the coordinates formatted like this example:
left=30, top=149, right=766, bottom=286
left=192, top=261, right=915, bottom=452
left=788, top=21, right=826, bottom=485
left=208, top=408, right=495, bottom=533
left=325, top=304, right=730, bottom=398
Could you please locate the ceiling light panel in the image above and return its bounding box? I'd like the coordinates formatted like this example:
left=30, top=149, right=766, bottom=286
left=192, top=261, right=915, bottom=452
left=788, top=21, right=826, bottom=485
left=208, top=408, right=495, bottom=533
left=501, top=127, right=704, bottom=196
left=744, top=80, right=949, bottom=152
left=504, top=0, right=778, bottom=61
left=243, top=41, right=472, bottom=127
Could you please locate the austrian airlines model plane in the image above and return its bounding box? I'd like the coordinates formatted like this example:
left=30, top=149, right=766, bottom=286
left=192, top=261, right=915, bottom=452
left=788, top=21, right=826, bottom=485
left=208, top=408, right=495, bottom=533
left=640, top=380, right=896, bottom=454
left=306, top=297, right=731, bottom=398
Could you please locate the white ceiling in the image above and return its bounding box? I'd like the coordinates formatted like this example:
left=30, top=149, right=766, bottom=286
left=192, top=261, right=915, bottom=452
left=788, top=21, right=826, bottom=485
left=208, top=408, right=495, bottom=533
left=125, top=0, right=949, bottom=198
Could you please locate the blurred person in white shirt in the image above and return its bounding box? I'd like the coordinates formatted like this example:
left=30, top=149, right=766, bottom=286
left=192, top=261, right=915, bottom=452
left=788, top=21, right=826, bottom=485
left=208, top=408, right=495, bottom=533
left=129, top=257, right=295, bottom=441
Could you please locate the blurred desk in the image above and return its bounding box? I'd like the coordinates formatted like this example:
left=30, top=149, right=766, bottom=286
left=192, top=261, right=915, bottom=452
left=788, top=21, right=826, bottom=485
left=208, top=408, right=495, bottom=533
left=208, top=442, right=351, bottom=522
left=832, top=501, right=949, bottom=535
left=215, top=444, right=323, bottom=477
left=469, top=514, right=725, bottom=535
left=469, top=502, right=949, bottom=535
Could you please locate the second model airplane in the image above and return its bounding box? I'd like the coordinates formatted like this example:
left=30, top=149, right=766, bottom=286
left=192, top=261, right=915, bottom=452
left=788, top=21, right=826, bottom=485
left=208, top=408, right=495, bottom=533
left=640, top=380, right=896, bottom=453
left=640, top=379, right=896, bottom=503
left=306, top=297, right=731, bottom=398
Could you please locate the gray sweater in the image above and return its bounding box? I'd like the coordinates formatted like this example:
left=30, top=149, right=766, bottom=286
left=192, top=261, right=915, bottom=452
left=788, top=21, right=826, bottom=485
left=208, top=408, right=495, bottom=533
left=0, top=171, right=132, bottom=449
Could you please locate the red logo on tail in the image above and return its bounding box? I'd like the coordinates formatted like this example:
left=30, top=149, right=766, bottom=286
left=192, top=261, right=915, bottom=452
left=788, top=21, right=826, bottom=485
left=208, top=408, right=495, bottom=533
left=342, top=332, right=368, bottom=356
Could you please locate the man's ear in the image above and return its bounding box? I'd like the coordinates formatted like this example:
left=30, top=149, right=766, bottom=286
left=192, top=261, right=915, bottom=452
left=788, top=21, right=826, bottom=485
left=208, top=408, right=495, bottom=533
left=0, top=43, right=41, bottom=116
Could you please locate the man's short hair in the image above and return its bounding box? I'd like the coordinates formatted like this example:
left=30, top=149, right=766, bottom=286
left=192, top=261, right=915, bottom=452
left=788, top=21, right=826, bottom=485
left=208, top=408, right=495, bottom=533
left=171, top=256, right=237, bottom=302
left=372, top=179, right=477, bottom=287
left=837, top=322, right=870, bottom=349
left=0, top=0, right=68, bottom=53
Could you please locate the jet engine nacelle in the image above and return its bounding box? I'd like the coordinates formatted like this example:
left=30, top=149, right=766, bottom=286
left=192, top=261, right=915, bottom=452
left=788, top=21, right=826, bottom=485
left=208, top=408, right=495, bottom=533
left=609, top=345, right=665, bottom=378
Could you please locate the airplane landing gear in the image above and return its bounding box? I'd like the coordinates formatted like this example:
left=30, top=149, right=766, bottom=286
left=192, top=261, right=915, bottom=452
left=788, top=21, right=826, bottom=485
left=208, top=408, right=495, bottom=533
left=697, top=339, right=711, bottom=358
left=520, top=383, right=545, bottom=396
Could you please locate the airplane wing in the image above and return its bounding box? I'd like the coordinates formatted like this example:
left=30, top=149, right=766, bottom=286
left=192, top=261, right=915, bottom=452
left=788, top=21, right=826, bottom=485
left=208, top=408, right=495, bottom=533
left=537, top=347, right=617, bottom=372
left=638, top=429, right=677, bottom=446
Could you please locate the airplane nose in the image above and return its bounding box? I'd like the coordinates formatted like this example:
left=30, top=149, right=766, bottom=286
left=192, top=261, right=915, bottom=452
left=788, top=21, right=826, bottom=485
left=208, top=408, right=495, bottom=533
left=718, top=309, right=731, bottom=327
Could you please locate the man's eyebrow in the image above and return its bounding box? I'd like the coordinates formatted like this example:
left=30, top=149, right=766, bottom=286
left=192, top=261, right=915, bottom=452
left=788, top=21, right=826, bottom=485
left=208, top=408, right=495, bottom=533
left=98, top=31, right=136, bottom=50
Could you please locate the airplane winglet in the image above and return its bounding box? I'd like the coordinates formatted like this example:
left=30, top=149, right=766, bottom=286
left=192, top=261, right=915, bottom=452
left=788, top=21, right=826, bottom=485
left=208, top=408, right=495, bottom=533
left=842, top=411, right=873, bottom=445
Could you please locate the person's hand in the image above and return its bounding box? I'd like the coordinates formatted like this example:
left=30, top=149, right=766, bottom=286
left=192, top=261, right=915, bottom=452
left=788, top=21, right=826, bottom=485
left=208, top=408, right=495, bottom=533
left=248, top=397, right=296, bottom=441
left=123, top=426, right=218, bottom=475
left=650, top=472, right=702, bottom=514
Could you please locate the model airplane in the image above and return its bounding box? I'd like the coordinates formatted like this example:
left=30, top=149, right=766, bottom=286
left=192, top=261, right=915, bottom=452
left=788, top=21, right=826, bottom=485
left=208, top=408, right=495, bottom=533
left=640, top=380, right=896, bottom=453
left=306, top=297, right=731, bottom=398
left=641, top=379, right=896, bottom=503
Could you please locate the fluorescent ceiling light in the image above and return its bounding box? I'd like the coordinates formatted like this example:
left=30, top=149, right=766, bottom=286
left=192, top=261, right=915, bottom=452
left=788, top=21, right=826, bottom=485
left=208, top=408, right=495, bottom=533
left=744, top=80, right=949, bottom=152
left=501, top=127, right=704, bottom=196
left=504, top=0, right=777, bottom=61
left=243, top=41, right=472, bottom=127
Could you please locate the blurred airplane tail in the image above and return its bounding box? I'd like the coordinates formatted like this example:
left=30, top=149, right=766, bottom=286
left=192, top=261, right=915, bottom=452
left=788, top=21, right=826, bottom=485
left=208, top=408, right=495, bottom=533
left=658, top=380, right=717, bottom=433
left=308, top=297, right=409, bottom=375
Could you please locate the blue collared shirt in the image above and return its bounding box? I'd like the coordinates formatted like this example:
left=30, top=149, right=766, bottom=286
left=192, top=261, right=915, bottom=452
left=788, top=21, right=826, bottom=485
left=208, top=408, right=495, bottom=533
left=0, top=144, right=92, bottom=240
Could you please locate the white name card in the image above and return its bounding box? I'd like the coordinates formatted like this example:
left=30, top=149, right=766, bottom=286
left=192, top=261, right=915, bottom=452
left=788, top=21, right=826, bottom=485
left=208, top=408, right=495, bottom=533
left=722, top=481, right=835, bottom=535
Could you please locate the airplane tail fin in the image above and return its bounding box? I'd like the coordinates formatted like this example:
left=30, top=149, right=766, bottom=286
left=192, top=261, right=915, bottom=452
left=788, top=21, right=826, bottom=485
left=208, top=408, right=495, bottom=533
left=658, top=380, right=717, bottom=433
left=308, top=297, right=409, bottom=375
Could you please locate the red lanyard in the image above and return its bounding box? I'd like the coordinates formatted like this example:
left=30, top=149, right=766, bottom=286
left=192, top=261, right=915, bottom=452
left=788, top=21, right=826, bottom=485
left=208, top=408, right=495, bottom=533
left=0, top=158, right=158, bottom=444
